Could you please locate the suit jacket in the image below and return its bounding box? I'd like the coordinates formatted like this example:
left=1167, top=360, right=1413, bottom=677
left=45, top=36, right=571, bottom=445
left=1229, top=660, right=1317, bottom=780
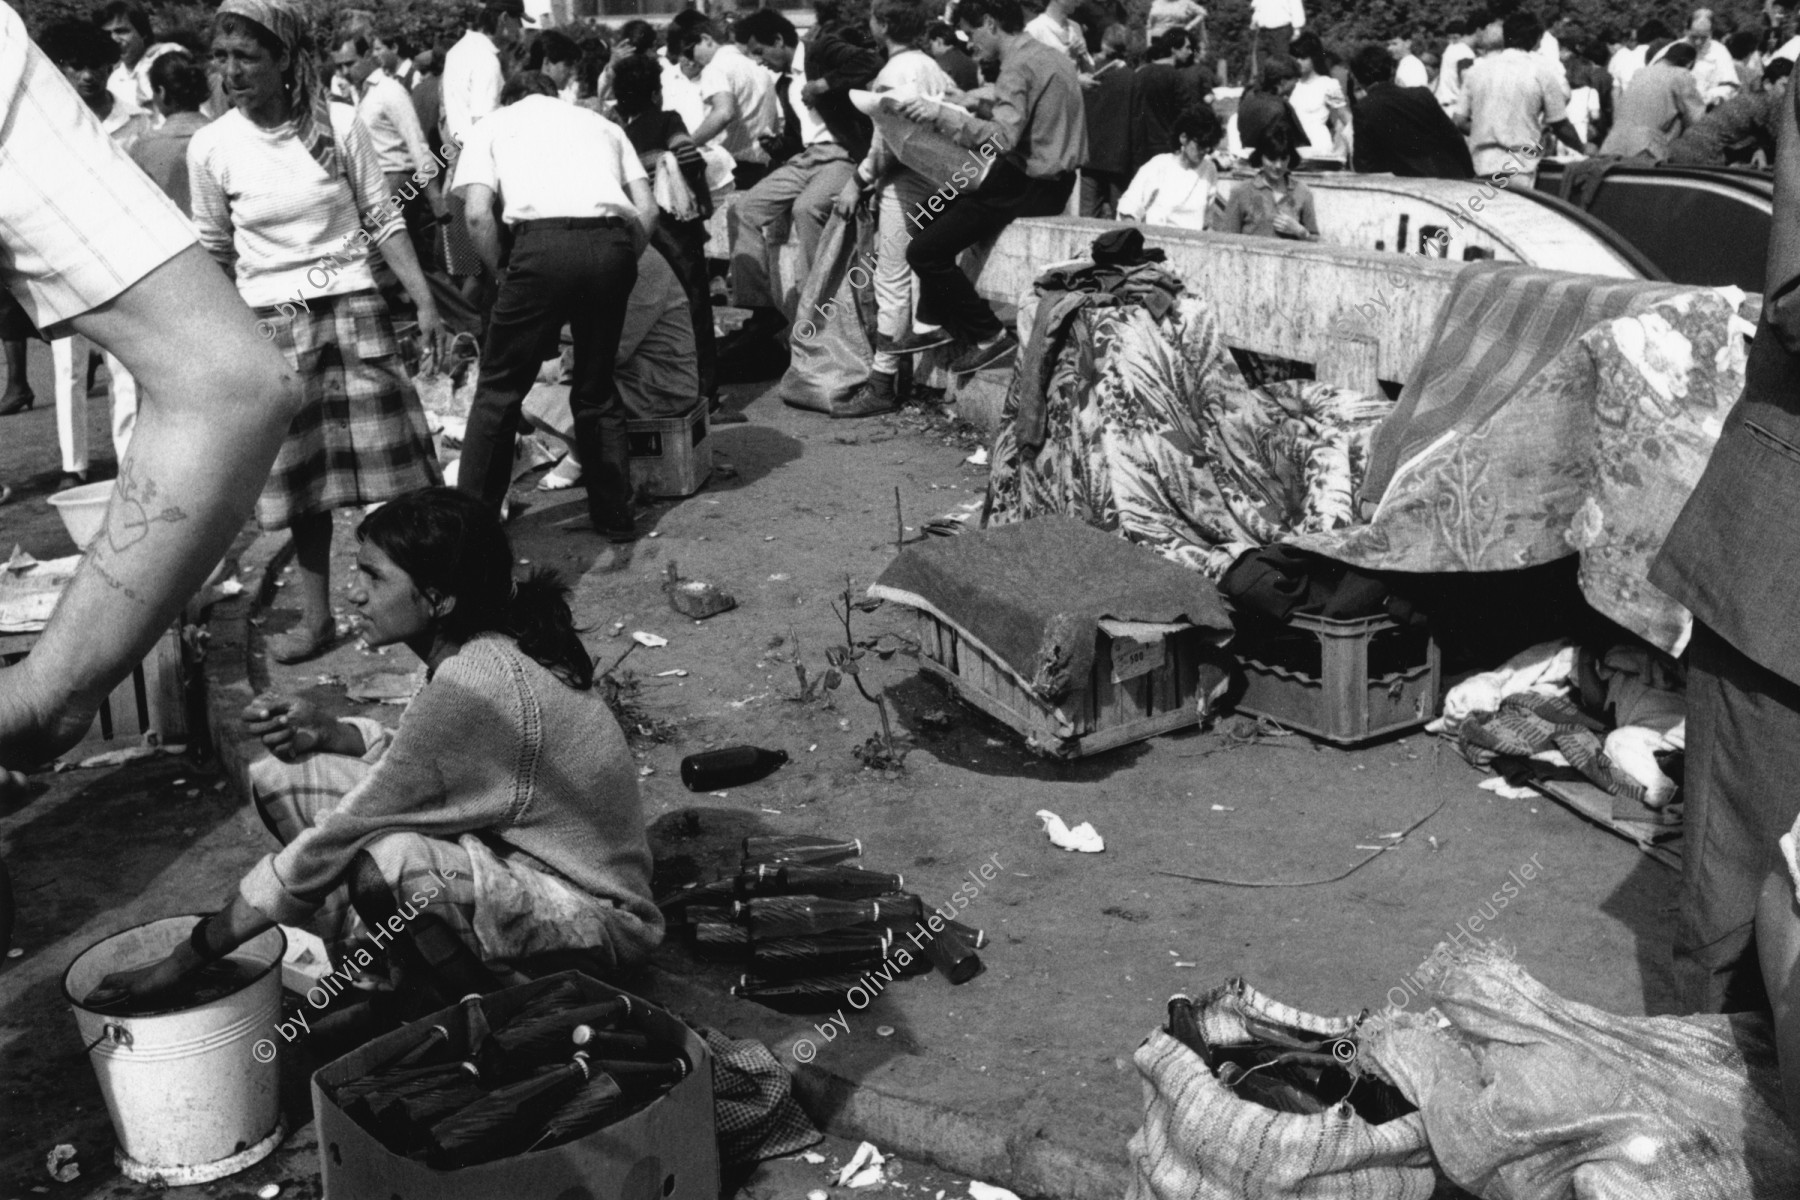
left=1650, top=75, right=1800, bottom=685
left=1352, top=82, right=1476, bottom=179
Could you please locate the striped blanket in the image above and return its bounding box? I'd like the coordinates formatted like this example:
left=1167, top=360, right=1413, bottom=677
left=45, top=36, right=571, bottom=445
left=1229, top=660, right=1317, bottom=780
left=1359, top=264, right=1690, bottom=504
left=1297, top=266, right=1747, bottom=655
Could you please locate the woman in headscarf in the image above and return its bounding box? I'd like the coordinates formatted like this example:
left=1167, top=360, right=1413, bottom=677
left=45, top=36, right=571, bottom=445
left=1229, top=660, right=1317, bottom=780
left=189, top=0, right=446, bottom=664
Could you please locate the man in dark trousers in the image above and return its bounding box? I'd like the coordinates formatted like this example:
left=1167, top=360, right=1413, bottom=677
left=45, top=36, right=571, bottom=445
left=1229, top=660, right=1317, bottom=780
left=900, top=0, right=1087, bottom=375
left=453, top=72, right=658, bottom=541
left=1348, top=43, right=1475, bottom=178
left=1650, top=65, right=1800, bottom=1030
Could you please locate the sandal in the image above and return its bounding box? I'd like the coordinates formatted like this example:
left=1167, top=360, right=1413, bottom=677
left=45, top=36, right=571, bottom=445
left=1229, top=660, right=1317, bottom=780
left=268, top=622, right=336, bottom=665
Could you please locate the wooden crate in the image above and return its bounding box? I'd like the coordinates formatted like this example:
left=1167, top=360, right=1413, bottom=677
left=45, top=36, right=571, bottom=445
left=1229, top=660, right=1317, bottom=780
left=915, top=611, right=1228, bottom=758
left=0, top=624, right=189, bottom=754
left=628, top=403, right=712, bottom=499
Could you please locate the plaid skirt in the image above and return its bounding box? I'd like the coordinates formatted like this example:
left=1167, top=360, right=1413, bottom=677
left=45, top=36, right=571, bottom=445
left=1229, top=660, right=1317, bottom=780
left=253, top=289, right=440, bottom=531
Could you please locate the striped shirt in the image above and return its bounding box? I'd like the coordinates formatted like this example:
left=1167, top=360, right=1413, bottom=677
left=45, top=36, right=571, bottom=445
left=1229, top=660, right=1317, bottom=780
left=0, top=0, right=194, bottom=332
left=188, top=104, right=405, bottom=308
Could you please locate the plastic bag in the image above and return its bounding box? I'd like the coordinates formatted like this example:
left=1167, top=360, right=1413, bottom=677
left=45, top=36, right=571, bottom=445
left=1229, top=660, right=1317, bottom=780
left=413, top=331, right=481, bottom=423
left=778, top=206, right=880, bottom=415
left=1126, top=978, right=1436, bottom=1200
left=1363, top=943, right=1800, bottom=1199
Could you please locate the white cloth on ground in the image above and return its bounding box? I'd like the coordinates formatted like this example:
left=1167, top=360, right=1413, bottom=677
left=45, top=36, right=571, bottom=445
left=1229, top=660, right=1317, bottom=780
left=1440, top=640, right=1577, bottom=723
left=1604, top=723, right=1683, bottom=809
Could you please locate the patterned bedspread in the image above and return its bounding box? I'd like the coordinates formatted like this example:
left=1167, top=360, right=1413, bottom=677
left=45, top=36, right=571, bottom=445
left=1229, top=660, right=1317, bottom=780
left=983, top=294, right=1393, bottom=578
left=1293, top=287, right=1747, bottom=654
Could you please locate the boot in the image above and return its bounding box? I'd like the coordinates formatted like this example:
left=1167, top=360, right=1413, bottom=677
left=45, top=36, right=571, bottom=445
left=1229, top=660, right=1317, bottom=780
left=0, top=338, right=33, bottom=415
left=833, top=370, right=898, bottom=419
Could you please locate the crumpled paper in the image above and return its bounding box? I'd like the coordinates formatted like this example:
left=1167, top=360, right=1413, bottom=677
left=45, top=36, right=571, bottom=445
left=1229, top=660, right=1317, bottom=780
left=1037, top=809, right=1104, bottom=852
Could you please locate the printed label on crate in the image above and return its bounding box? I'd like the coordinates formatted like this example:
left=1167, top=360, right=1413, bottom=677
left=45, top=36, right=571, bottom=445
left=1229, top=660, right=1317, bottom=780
left=1110, top=635, right=1165, bottom=683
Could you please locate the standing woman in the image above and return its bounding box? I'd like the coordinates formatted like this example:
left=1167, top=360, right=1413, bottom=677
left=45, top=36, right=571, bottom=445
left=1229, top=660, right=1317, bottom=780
left=189, top=0, right=446, bottom=664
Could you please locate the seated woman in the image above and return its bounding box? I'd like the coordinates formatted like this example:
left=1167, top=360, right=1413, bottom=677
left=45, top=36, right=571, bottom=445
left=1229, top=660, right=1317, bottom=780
left=92, top=488, right=662, bottom=1008
left=1214, top=114, right=1319, bottom=242
left=1117, top=106, right=1227, bottom=230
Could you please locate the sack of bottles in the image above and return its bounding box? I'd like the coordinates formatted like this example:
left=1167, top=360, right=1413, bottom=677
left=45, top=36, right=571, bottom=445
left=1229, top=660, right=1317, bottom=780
left=323, top=976, right=695, bottom=1169
left=1126, top=978, right=1435, bottom=1200
left=659, top=834, right=987, bottom=1012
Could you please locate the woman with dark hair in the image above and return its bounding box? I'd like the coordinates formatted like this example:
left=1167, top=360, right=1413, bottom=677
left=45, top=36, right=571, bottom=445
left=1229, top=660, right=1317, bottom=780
left=88, top=487, right=661, bottom=1008
left=1288, top=28, right=1347, bottom=157
left=189, top=0, right=445, bottom=665
left=129, top=51, right=211, bottom=215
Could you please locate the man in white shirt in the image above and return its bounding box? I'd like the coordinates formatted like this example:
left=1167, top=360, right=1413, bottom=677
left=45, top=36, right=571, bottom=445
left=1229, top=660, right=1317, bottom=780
left=442, top=0, right=521, bottom=286
left=1118, top=107, right=1222, bottom=229
left=1248, top=0, right=1304, bottom=77
left=96, top=0, right=178, bottom=112
left=1025, top=0, right=1093, bottom=70
left=39, top=18, right=151, bottom=488
left=1387, top=32, right=1429, bottom=88
left=453, top=72, right=658, bottom=541
left=667, top=18, right=779, bottom=188
left=334, top=36, right=445, bottom=276
left=1453, top=12, right=1586, bottom=178
left=1435, top=18, right=1476, bottom=115
left=729, top=8, right=880, bottom=342
left=1686, top=9, right=1742, bottom=104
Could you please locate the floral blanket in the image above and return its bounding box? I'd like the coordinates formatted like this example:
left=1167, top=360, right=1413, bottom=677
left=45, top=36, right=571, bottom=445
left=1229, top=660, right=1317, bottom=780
left=983, top=293, right=1393, bottom=578
left=1292, top=288, right=1747, bottom=655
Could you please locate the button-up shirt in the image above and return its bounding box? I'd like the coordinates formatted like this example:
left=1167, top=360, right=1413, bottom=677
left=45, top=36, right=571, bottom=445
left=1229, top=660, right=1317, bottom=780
left=356, top=66, right=433, bottom=175
left=452, top=93, right=646, bottom=223
left=786, top=40, right=833, bottom=147
left=442, top=29, right=503, bottom=150
left=1, top=1, right=195, bottom=332
left=698, top=42, right=778, bottom=164
left=1454, top=47, right=1569, bottom=176
left=1249, top=0, right=1304, bottom=31
left=927, top=35, right=1086, bottom=179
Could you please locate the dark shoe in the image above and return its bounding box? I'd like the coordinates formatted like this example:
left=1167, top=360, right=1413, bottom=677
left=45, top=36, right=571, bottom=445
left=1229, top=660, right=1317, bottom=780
left=53, top=470, right=88, bottom=492
left=597, top=523, right=637, bottom=544
left=949, top=332, right=1019, bottom=376
left=0, top=390, right=34, bottom=417
left=885, top=328, right=956, bottom=355
left=268, top=620, right=336, bottom=664
left=834, top=371, right=899, bottom=419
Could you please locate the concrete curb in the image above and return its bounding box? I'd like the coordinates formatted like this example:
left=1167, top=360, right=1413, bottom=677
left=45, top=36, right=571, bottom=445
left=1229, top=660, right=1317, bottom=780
left=201, top=530, right=1133, bottom=1200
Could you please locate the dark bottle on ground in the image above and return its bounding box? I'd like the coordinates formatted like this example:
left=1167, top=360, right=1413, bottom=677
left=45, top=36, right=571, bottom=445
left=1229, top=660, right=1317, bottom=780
left=680, top=746, right=789, bottom=791
left=731, top=972, right=871, bottom=1013
left=743, top=864, right=905, bottom=899
left=694, top=921, right=750, bottom=957
left=918, top=923, right=984, bottom=984
left=734, top=896, right=898, bottom=938
left=741, top=834, right=863, bottom=868
left=1165, top=994, right=1214, bottom=1068
left=750, top=930, right=893, bottom=978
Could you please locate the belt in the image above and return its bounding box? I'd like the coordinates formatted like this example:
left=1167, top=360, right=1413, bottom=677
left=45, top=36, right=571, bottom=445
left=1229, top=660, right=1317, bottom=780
left=514, top=216, right=632, bottom=233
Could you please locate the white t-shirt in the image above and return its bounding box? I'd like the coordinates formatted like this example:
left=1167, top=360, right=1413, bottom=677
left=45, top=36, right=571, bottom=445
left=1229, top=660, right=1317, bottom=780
left=698, top=43, right=777, bottom=164
left=1608, top=44, right=1647, bottom=94
left=661, top=59, right=705, bottom=133
left=786, top=40, right=833, bottom=148
left=1436, top=41, right=1475, bottom=111
left=453, top=94, right=646, bottom=223
left=1394, top=53, right=1429, bottom=89
left=1146, top=0, right=1204, bottom=42
left=865, top=48, right=953, bottom=170
left=1117, top=152, right=1215, bottom=228
left=1289, top=73, right=1346, bottom=151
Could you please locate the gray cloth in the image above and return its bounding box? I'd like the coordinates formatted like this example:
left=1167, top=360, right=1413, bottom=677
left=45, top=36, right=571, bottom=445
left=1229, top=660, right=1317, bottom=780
left=871, top=516, right=1231, bottom=703
left=1600, top=61, right=1706, bottom=159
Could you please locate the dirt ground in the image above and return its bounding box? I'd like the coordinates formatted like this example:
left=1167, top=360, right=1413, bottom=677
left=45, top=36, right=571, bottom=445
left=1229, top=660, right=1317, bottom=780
left=0, top=349, right=1682, bottom=1198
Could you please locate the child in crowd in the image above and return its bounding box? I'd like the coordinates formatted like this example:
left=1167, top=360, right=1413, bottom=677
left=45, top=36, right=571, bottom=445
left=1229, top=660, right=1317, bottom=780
left=1216, top=115, right=1318, bottom=240
left=1117, top=106, right=1226, bottom=229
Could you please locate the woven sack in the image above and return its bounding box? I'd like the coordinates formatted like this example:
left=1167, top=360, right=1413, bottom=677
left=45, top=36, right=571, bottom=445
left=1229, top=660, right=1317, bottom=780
left=1364, top=943, right=1800, bottom=1200
left=1125, top=978, right=1436, bottom=1200
left=778, top=207, right=879, bottom=415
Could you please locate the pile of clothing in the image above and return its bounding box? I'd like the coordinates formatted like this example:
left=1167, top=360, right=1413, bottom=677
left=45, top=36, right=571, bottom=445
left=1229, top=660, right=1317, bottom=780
left=983, top=232, right=1393, bottom=579
left=1432, top=639, right=1686, bottom=810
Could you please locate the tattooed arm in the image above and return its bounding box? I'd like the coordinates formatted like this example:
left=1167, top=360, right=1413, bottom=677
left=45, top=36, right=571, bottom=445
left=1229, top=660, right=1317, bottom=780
left=0, top=246, right=300, bottom=765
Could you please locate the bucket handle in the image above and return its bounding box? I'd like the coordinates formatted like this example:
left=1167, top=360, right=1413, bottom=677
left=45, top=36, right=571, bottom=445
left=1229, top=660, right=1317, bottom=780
left=84, top=1023, right=133, bottom=1054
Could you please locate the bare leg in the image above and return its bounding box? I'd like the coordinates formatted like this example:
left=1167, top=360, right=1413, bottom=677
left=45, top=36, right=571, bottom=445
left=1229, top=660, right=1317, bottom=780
left=270, top=511, right=336, bottom=664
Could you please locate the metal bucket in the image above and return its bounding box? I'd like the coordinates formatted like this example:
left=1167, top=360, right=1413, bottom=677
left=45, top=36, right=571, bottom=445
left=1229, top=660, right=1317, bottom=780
left=63, top=915, right=287, bottom=1185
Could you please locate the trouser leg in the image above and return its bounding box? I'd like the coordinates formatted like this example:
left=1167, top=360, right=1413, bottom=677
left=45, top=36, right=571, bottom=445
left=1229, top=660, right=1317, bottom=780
left=873, top=172, right=933, bottom=375
left=1673, top=621, right=1800, bottom=1013
left=792, top=152, right=856, bottom=282
left=52, top=336, right=89, bottom=475
left=907, top=168, right=1073, bottom=343
left=730, top=156, right=813, bottom=312
left=566, top=227, right=640, bottom=532
left=460, top=232, right=571, bottom=509
left=653, top=216, right=717, bottom=401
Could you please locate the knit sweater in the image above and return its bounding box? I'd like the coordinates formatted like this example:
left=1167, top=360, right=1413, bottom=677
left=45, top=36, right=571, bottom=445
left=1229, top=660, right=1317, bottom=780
left=239, top=635, right=660, bottom=937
